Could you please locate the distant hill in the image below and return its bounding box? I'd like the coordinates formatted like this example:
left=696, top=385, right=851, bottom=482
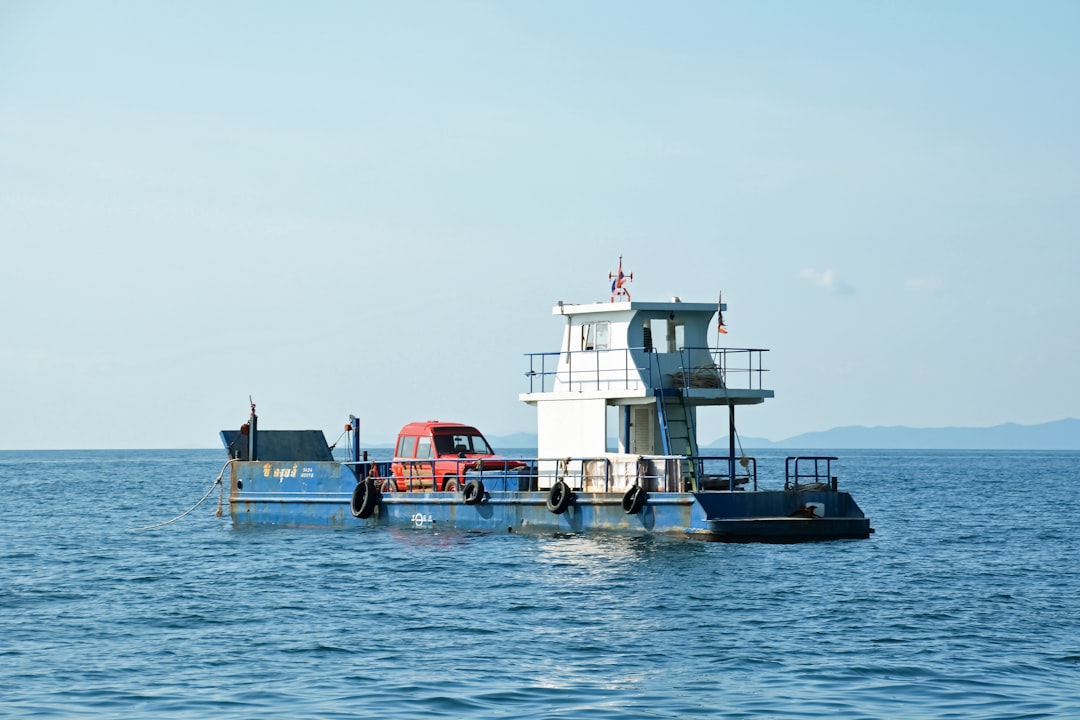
left=704, top=418, right=1080, bottom=450
left=485, top=418, right=1080, bottom=451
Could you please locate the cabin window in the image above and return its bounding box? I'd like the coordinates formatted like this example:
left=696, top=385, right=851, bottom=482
left=397, top=435, right=417, bottom=458
left=416, top=437, right=433, bottom=459
left=433, top=434, right=456, bottom=455
left=581, top=321, right=610, bottom=351
left=434, top=433, right=493, bottom=455
left=647, top=317, right=683, bottom=353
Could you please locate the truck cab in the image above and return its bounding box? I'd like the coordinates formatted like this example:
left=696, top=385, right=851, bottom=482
left=388, top=421, right=522, bottom=492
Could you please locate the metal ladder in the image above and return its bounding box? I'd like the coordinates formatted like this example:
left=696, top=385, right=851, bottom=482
left=655, top=389, right=699, bottom=487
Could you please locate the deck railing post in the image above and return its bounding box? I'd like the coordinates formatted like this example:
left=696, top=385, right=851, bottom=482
left=350, top=415, right=360, bottom=464
left=728, top=404, right=736, bottom=490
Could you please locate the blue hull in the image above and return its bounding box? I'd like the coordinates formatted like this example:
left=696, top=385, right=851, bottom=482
left=227, top=460, right=872, bottom=542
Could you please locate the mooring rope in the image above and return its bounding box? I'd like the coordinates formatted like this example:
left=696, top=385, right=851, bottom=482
left=327, top=427, right=347, bottom=452
left=131, top=460, right=233, bottom=532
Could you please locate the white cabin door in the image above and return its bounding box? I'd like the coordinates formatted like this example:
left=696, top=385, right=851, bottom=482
left=630, top=406, right=654, bottom=455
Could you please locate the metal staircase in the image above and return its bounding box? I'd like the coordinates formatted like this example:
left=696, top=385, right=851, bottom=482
left=655, top=389, right=699, bottom=488
left=655, top=389, right=698, bottom=456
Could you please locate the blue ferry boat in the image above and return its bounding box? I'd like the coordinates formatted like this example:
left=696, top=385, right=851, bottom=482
left=220, top=264, right=872, bottom=542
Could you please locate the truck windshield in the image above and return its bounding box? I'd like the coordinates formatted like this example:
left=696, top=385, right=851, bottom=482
left=433, top=433, right=493, bottom=455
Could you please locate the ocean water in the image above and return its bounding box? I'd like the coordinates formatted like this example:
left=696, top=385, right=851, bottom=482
left=1, top=448, right=1078, bottom=719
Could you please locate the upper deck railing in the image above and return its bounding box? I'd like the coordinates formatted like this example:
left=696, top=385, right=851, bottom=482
left=523, top=346, right=769, bottom=394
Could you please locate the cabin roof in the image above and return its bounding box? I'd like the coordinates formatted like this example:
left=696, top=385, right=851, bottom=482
left=553, top=300, right=722, bottom=317
left=397, top=421, right=485, bottom=437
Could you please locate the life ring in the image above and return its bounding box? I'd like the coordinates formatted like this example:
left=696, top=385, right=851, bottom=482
left=463, top=479, right=484, bottom=505
left=351, top=477, right=380, bottom=519
left=546, top=480, right=573, bottom=514
left=621, top=484, right=647, bottom=514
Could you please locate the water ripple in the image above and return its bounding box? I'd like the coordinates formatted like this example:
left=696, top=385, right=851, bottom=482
left=1, top=449, right=1078, bottom=718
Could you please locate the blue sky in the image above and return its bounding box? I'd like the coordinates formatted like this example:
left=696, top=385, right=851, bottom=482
left=2, top=2, right=1078, bottom=449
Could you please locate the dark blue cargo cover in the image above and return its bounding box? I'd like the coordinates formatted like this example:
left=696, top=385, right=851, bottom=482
left=219, top=429, right=333, bottom=461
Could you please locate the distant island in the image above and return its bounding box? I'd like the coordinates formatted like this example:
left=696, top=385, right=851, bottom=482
left=480, top=418, right=1080, bottom=451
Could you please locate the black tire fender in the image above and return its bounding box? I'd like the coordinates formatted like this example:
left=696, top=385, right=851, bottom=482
left=546, top=480, right=574, bottom=514
left=463, top=479, right=484, bottom=505
left=351, top=477, right=380, bottom=519
left=621, top=484, right=647, bottom=514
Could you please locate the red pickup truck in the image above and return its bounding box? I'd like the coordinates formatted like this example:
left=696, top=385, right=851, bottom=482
left=387, top=421, right=525, bottom=492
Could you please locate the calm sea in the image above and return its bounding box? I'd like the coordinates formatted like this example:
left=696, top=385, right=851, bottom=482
left=1, top=448, right=1077, bottom=719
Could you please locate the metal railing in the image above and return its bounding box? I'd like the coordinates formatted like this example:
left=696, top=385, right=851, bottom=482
left=523, top=349, right=650, bottom=393
left=694, top=455, right=758, bottom=491
left=524, top=346, right=769, bottom=394
left=346, top=455, right=763, bottom=494
left=785, top=456, right=839, bottom=491
left=376, top=458, right=529, bottom=492
left=709, top=348, right=771, bottom=391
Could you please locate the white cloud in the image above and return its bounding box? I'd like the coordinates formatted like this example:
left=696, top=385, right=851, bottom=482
left=799, top=267, right=854, bottom=294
